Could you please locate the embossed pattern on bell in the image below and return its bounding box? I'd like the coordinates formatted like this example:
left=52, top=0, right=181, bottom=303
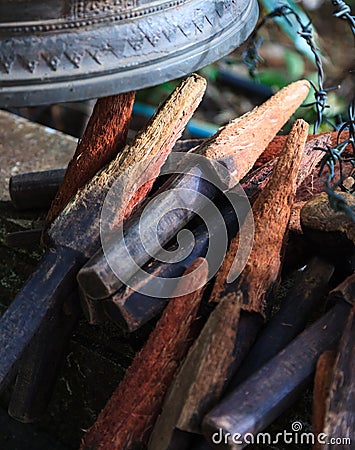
left=0, top=0, right=258, bottom=106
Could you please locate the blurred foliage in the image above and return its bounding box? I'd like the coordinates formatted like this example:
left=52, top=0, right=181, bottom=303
left=134, top=0, right=353, bottom=137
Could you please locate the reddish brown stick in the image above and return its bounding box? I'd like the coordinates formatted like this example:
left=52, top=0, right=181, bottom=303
left=46, top=92, right=135, bottom=225
left=313, top=351, right=337, bottom=450
left=254, top=130, right=350, bottom=169
left=211, top=119, right=311, bottom=307
left=242, top=132, right=331, bottom=205
left=80, top=258, right=209, bottom=450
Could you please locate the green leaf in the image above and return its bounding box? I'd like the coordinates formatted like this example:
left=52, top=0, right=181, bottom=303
left=255, top=69, right=288, bottom=89
left=198, top=64, right=219, bottom=82
left=284, top=50, right=305, bottom=80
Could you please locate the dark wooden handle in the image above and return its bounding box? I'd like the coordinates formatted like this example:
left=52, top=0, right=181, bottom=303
left=0, top=247, right=84, bottom=392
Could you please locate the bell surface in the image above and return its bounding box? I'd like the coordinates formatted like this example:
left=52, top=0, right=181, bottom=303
left=0, top=0, right=258, bottom=107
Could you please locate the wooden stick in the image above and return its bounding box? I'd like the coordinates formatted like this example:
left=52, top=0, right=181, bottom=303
left=80, top=258, right=209, bottom=450
left=203, top=300, right=352, bottom=449
left=209, top=131, right=330, bottom=303
left=228, top=257, right=334, bottom=390
left=45, top=92, right=135, bottom=226
left=211, top=119, right=309, bottom=309
left=149, top=120, right=309, bottom=442
left=253, top=130, right=350, bottom=169
left=148, top=300, right=263, bottom=450
left=50, top=74, right=207, bottom=257
left=322, top=302, right=355, bottom=448
left=194, top=80, right=310, bottom=190
left=312, top=351, right=336, bottom=450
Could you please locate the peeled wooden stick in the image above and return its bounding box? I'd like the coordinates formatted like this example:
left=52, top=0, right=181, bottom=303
left=313, top=351, right=336, bottom=450
left=49, top=74, right=207, bottom=257
left=194, top=80, right=310, bottom=189
left=80, top=258, right=209, bottom=450
left=149, top=120, right=309, bottom=445
left=46, top=92, right=135, bottom=226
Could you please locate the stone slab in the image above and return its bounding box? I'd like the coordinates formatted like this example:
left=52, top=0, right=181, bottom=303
left=0, top=110, right=76, bottom=201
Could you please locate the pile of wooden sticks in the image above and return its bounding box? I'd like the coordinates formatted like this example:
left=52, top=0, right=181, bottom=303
left=4, top=75, right=354, bottom=450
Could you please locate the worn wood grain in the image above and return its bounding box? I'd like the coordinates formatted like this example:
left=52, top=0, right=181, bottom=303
left=195, top=80, right=310, bottom=189
left=49, top=74, right=207, bottom=256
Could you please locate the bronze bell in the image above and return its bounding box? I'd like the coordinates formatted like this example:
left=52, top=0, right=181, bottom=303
left=0, top=0, right=258, bottom=106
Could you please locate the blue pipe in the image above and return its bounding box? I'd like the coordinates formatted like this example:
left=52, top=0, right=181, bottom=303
left=133, top=102, right=218, bottom=138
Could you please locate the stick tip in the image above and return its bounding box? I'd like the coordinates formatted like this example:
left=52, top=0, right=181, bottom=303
left=292, top=117, right=310, bottom=132
left=189, top=72, right=208, bottom=87
left=287, top=79, right=311, bottom=99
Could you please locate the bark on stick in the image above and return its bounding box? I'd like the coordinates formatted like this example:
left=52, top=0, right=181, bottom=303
left=313, top=351, right=336, bottom=450
left=81, top=258, right=209, bottom=450
left=46, top=92, right=135, bottom=226
left=212, top=119, right=310, bottom=310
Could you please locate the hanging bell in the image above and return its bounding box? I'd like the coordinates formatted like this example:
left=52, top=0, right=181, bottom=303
left=0, top=0, right=258, bottom=106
